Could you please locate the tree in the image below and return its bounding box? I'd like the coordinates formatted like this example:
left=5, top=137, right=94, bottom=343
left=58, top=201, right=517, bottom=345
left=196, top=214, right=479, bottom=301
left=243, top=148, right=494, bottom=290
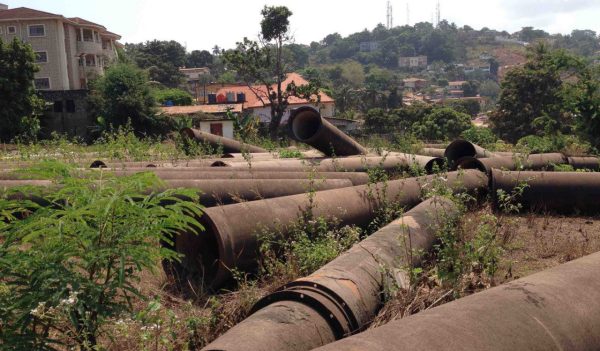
left=125, top=40, right=186, bottom=87
left=186, top=50, right=213, bottom=68
left=88, top=63, right=156, bottom=133
left=461, top=81, right=479, bottom=97
left=0, top=38, right=45, bottom=142
left=411, top=107, right=472, bottom=140
left=223, top=6, right=319, bottom=139
left=490, top=44, right=574, bottom=142
left=479, top=80, right=500, bottom=99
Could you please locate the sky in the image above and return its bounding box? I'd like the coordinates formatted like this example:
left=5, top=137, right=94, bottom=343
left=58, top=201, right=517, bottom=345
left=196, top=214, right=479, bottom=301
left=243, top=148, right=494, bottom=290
left=6, top=0, right=600, bottom=51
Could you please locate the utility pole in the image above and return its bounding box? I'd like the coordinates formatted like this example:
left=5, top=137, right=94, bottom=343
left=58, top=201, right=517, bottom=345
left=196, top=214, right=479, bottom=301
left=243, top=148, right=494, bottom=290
left=435, top=0, right=441, bottom=27
left=406, top=2, right=409, bottom=25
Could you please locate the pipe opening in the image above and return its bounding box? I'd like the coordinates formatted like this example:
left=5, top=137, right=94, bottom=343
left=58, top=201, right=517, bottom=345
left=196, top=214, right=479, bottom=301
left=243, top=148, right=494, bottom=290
left=424, top=157, right=446, bottom=174
left=90, top=160, right=107, bottom=168
left=210, top=161, right=230, bottom=167
left=292, top=109, right=322, bottom=141
left=456, top=157, right=487, bottom=173
left=444, top=140, right=476, bottom=164
left=180, top=128, right=195, bottom=139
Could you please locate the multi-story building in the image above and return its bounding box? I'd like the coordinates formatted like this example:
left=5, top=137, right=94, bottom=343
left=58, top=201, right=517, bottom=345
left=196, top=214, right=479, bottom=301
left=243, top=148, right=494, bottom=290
left=398, top=55, right=428, bottom=69
left=0, top=4, right=121, bottom=137
left=0, top=5, right=121, bottom=90
left=179, top=67, right=211, bottom=102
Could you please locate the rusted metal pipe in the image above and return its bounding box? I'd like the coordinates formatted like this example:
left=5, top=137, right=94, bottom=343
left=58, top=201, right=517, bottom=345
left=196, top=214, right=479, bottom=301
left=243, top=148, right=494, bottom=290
left=181, top=128, right=267, bottom=153
left=444, top=140, right=498, bottom=167
left=311, top=250, right=600, bottom=351
left=567, top=156, right=600, bottom=170
left=212, top=154, right=444, bottom=174
left=420, top=148, right=445, bottom=158
left=202, top=197, right=458, bottom=351
left=491, top=169, right=600, bottom=213
left=456, top=153, right=567, bottom=173
left=288, top=106, right=367, bottom=156
left=173, top=170, right=487, bottom=289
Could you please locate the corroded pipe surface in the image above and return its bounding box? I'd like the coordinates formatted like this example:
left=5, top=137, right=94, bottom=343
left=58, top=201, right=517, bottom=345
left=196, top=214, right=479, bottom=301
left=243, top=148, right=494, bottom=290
left=567, top=156, right=600, bottom=170
left=202, top=197, right=458, bottom=351
left=212, top=154, right=444, bottom=174
left=174, top=170, right=487, bottom=289
left=181, top=128, right=267, bottom=153
left=491, top=169, right=600, bottom=213
left=420, top=148, right=445, bottom=158
left=311, top=250, right=600, bottom=351
left=456, top=153, right=567, bottom=173
left=444, top=140, right=498, bottom=167
left=288, top=106, right=367, bottom=156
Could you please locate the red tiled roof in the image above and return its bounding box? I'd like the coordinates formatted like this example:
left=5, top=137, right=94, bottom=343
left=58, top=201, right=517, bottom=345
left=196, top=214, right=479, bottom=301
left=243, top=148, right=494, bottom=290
left=216, top=73, right=334, bottom=109
left=160, top=104, right=243, bottom=115
left=0, top=7, right=63, bottom=21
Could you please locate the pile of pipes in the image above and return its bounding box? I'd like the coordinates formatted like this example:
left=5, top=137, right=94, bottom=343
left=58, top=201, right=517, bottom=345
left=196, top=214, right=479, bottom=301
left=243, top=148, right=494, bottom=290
left=3, top=106, right=600, bottom=351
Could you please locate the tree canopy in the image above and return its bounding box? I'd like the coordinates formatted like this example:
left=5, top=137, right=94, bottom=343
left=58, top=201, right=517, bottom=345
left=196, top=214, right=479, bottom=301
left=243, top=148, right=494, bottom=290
left=124, top=40, right=186, bottom=87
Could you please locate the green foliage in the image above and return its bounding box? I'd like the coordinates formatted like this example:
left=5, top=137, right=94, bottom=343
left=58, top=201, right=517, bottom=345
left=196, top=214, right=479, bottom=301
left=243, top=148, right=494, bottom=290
left=0, top=165, right=202, bottom=350
left=88, top=63, right=157, bottom=134
left=446, top=99, right=481, bottom=117
left=278, top=149, right=302, bottom=158
left=124, top=40, right=186, bottom=87
left=411, top=107, right=472, bottom=141
left=260, top=6, right=293, bottom=42
left=152, top=88, right=193, bottom=106
left=516, top=134, right=591, bottom=154
left=0, top=38, right=45, bottom=142
left=186, top=50, right=213, bottom=68
left=461, top=127, right=497, bottom=148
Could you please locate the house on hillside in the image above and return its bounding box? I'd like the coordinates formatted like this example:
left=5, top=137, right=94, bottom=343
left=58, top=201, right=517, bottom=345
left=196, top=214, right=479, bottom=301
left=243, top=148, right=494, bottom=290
left=213, top=73, right=335, bottom=126
left=0, top=4, right=121, bottom=137
left=179, top=67, right=210, bottom=102
left=402, top=78, right=428, bottom=91
left=398, top=55, right=428, bottom=69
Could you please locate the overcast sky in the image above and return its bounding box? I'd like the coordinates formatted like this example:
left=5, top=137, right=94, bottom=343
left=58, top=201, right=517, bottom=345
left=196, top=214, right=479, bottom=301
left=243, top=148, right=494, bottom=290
left=7, top=0, right=600, bottom=51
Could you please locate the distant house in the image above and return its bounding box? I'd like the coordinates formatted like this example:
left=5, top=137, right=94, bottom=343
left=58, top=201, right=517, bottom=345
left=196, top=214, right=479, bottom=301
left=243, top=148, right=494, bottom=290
left=213, top=73, right=335, bottom=125
left=448, top=81, right=467, bottom=90
left=179, top=67, right=210, bottom=102
left=403, top=78, right=428, bottom=90
left=398, top=55, right=428, bottom=69
left=159, top=104, right=241, bottom=138
left=359, top=41, right=379, bottom=52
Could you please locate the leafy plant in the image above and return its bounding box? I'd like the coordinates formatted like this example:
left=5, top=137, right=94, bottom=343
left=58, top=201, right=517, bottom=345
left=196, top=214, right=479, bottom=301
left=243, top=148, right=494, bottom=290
left=0, top=166, right=203, bottom=350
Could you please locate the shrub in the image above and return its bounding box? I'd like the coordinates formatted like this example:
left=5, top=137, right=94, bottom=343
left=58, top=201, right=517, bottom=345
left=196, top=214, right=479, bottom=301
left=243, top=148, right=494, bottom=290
left=411, top=107, right=472, bottom=141
left=152, top=88, right=193, bottom=106
left=0, top=165, right=202, bottom=350
left=461, top=126, right=497, bottom=148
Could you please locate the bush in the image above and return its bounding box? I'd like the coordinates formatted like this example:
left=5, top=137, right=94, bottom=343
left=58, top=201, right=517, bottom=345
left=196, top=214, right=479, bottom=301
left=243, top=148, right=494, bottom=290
left=0, top=165, right=202, bottom=350
left=152, top=88, right=193, bottom=106
left=411, top=107, right=472, bottom=141
left=461, top=126, right=497, bottom=148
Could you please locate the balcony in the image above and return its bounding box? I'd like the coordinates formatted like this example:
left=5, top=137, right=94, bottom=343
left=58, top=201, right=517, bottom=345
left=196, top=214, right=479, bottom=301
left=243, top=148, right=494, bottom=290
left=76, top=40, right=103, bottom=55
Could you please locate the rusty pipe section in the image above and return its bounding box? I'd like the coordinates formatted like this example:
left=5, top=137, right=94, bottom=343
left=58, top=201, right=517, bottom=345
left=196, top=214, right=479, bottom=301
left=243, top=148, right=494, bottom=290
left=311, top=250, right=600, bottom=351
left=444, top=140, right=498, bottom=167
left=181, top=128, right=267, bottom=153
left=567, top=156, right=600, bottom=170
left=491, top=169, right=600, bottom=213
left=202, top=197, right=459, bottom=351
left=456, top=153, right=567, bottom=173
left=212, top=154, right=444, bottom=174
left=174, top=170, right=487, bottom=289
left=420, top=148, right=445, bottom=158
left=288, top=106, right=367, bottom=156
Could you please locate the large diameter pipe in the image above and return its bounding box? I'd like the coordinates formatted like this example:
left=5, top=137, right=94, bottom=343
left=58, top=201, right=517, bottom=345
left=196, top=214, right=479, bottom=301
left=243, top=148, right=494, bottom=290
left=491, top=169, right=600, bottom=213
left=181, top=128, right=267, bottom=153
left=213, top=154, right=444, bottom=174
left=311, top=250, right=600, bottom=351
left=174, top=170, right=487, bottom=289
left=456, top=153, right=567, bottom=173
left=288, top=106, right=367, bottom=156
left=420, top=148, right=445, bottom=158
left=567, top=156, right=600, bottom=170
left=444, top=140, right=498, bottom=167
left=202, top=197, right=458, bottom=351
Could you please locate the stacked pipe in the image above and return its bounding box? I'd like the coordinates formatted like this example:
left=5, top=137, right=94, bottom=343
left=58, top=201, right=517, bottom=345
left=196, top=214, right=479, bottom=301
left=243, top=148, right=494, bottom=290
left=173, top=170, right=487, bottom=289
left=456, top=152, right=568, bottom=173
left=287, top=106, right=367, bottom=156
left=181, top=128, right=267, bottom=153
left=309, top=250, right=600, bottom=351
left=202, top=197, right=459, bottom=351
left=491, top=170, right=600, bottom=214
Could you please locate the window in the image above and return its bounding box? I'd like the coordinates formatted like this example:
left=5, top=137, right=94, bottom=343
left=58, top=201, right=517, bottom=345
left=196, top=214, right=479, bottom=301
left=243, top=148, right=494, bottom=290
left=28, top=24, right=45, bottom=37
left=35, top=51, right=48, bottom=63
left=82, top=29, right=93, bottom=42
left=85, top=54, right=96, bottom=66
left=0, top=27, right=3, bottom=34
left=7, top=26, right=16, bottom=34
left=34, top=78, right=50, bottom=90
left=53, top=101, right=63, bottom=113
left=94, top=31, right=99, bottom=43
left=66, top=100, right=76, bottom=113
